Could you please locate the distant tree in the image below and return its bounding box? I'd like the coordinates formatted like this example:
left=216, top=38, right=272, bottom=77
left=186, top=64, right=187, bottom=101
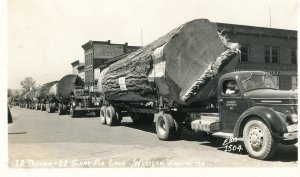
left=8, top=89, right=12, bottom=97
left=20, top=77, right=36, bottom=91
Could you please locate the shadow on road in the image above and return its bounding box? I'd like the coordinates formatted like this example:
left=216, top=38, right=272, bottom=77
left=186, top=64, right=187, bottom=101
left=8, top=132, right=27, bottom=135
left=120, top=121, right=298, bottom=162
left=121, top=122, right=156, bottom=134
left=268, top=144, right=298, bottom=162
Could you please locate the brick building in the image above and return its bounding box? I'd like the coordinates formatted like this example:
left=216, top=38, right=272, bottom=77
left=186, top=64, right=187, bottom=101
left=71, top=60, right=85, bottom=81
left=78, top=23, right=297, bottom=91
left=81, top=40, right=140, bottom=90
left=217, top=23, right=297, bottom=90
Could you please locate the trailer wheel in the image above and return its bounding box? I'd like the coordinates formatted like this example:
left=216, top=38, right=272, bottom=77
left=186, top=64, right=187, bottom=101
left=156, top=113, right=178, bottom=141
left=106, top=106, right=119, bottom=126
left=41, top=104, right=46, bottom=111
left=100, top=106, right=107, bottom=124
left=50, top=103, right=56, bottom=113
left=70, top=105, right=76, bottom=118
left=46, top=104, right=50, bottom=112
left=243, top=119, right=276, bottom=160
left=58, top=104, right=63, bottom=115
left=62, top=104, right=67, bottom=114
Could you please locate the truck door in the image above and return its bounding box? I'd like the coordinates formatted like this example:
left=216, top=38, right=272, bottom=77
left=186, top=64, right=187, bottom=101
left=218, top=79, right=249, bottom=133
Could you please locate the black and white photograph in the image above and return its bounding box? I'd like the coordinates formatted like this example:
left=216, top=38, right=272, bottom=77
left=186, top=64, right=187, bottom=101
left=0, top=0, right=299, bottom=176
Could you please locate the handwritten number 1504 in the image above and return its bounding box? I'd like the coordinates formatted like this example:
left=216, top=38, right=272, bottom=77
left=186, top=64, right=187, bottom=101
left=224, top=144, right=243, bottom=152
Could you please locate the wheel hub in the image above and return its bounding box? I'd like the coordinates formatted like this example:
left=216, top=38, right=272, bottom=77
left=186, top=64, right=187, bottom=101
left=248, top=127, right=264, bottom=150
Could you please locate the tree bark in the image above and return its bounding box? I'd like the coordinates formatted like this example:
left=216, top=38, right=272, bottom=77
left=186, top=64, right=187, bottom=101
left=101, top=19, right=239, bottom=106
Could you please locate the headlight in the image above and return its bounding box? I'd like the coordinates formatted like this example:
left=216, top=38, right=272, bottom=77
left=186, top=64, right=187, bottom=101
left=287, top=124, right=297, bottom=132
left=290, top=114, right=298, bottom=123
left=72, top=102, right=76, bottom=106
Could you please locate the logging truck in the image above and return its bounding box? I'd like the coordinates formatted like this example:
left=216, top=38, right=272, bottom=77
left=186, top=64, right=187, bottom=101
left=46, top=75, right=84, bottom=114
left=97, top=19, right=297, bottom=160
left=69, top=89, right=101, bottom=117
left=45, top=75, right=101, bottom=117
left=100, top=71, right=298, bottom=160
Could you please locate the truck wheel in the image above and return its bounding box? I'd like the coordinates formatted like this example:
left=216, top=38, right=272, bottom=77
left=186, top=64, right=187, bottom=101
left=156, top=113, right=178, bottom=141
left=243, top=119, right=276, bottom=160
left=41, top=104, right=46, bottom=111
left=48, top=104, right=54, bottom=113
left=46, top=104, right=50, bottom=112
left=62, top=104, right=67, bottom=115
left=58, top=104, right=63, bottom=115
left=106, top=106, right=120, bottom=126
left=70, top=105, right=76, bottom=118
left=100, top=106, right=107, bottom=124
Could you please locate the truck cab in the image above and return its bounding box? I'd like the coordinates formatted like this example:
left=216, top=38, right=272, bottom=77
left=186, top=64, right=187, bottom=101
left=70, top=89, right=101, bottom=117
left=191, top=71, right=298, bottom=159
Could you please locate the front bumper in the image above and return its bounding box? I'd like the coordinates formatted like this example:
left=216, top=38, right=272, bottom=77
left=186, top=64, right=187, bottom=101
left=283, top=132, right=298, bottom=140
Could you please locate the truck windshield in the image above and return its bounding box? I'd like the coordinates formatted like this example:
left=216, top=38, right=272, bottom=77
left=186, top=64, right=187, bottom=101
left=241, top=74, right=278, bottom=92
left=75, top=90, right=89, bottom=96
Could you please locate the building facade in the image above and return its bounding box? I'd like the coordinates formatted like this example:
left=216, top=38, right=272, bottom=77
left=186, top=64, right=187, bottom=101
left=79, top=24, right=297, bottom=91
left=217, top=23, right=297, bottom=90
left=71, top=60, right=85, bottom=81
left=81, top=40, right=140, bottom=90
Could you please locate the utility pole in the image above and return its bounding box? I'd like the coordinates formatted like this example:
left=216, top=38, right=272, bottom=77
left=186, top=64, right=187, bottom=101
left=269, top=5, right=272, bottom=28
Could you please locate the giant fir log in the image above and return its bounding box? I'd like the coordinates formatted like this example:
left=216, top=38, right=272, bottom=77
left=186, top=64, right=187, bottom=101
left=57, top=75, right=84, bottom=99
left=101, top=19, right=240, bottom=106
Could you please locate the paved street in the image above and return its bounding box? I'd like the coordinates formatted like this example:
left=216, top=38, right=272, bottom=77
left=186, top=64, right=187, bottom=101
left=8, top=107, right=297, bottom=168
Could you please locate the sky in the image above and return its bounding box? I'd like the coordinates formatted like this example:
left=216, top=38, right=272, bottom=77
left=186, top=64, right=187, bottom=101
left=7, top=0, right=298, bottom=89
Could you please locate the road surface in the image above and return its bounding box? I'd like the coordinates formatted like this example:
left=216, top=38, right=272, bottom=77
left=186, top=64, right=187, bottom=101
left=8, top=107, right=298, bottom=168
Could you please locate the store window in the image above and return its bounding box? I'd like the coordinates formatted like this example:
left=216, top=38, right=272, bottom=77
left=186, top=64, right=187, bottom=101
left=272, top=75, right=279, bottom=88
left=292, top=76, right=297, bottom=89
left=265, top=46, right=279, bottom=63
left=240, top=45, right=250, bottom=62
left=291, top=48, right=297, bottom=64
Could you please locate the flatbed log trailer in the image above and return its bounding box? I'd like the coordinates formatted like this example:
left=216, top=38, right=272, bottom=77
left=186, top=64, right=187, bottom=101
left=100, top=71, right=298, bottom=160
left=99, top=19, right=298, bottom=160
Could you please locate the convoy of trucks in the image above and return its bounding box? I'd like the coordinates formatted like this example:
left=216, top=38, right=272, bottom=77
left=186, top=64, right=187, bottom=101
left=12, top=19, right=297, bottom=160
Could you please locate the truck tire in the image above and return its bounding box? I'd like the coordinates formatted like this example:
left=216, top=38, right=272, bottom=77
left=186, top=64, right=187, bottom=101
left=46, top=104, right=50, bottom=112
left=41, top=104, right=46, bottom=111
left=156, top=113, right=178, bottom=141
left=243, top=119, right=276, bottom=160
left=70, top=105, right=76, bottom=118
left=58, top=104, right=63, bottom=115
left=106, top=106, right=120, bottom=126
left=62, top=104, right=67, bottom=115
left=100, top=106, right=107, bottom=125
left=49, top=104, right=52, bottom=113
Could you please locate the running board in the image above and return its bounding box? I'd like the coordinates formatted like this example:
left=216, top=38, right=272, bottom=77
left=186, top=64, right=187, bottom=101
left=212, top=132, right=233, bottom=138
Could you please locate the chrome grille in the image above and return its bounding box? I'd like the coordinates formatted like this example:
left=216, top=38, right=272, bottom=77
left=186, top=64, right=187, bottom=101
left=82, top=97, right=93, bottom=108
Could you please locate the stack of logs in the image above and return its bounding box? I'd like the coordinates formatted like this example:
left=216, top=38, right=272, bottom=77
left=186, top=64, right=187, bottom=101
left=100, top=19, right=240, bottom=107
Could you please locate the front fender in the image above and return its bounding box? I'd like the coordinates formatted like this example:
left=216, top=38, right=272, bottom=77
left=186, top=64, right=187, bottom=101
left=233, top=106, right=287, bottom=140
